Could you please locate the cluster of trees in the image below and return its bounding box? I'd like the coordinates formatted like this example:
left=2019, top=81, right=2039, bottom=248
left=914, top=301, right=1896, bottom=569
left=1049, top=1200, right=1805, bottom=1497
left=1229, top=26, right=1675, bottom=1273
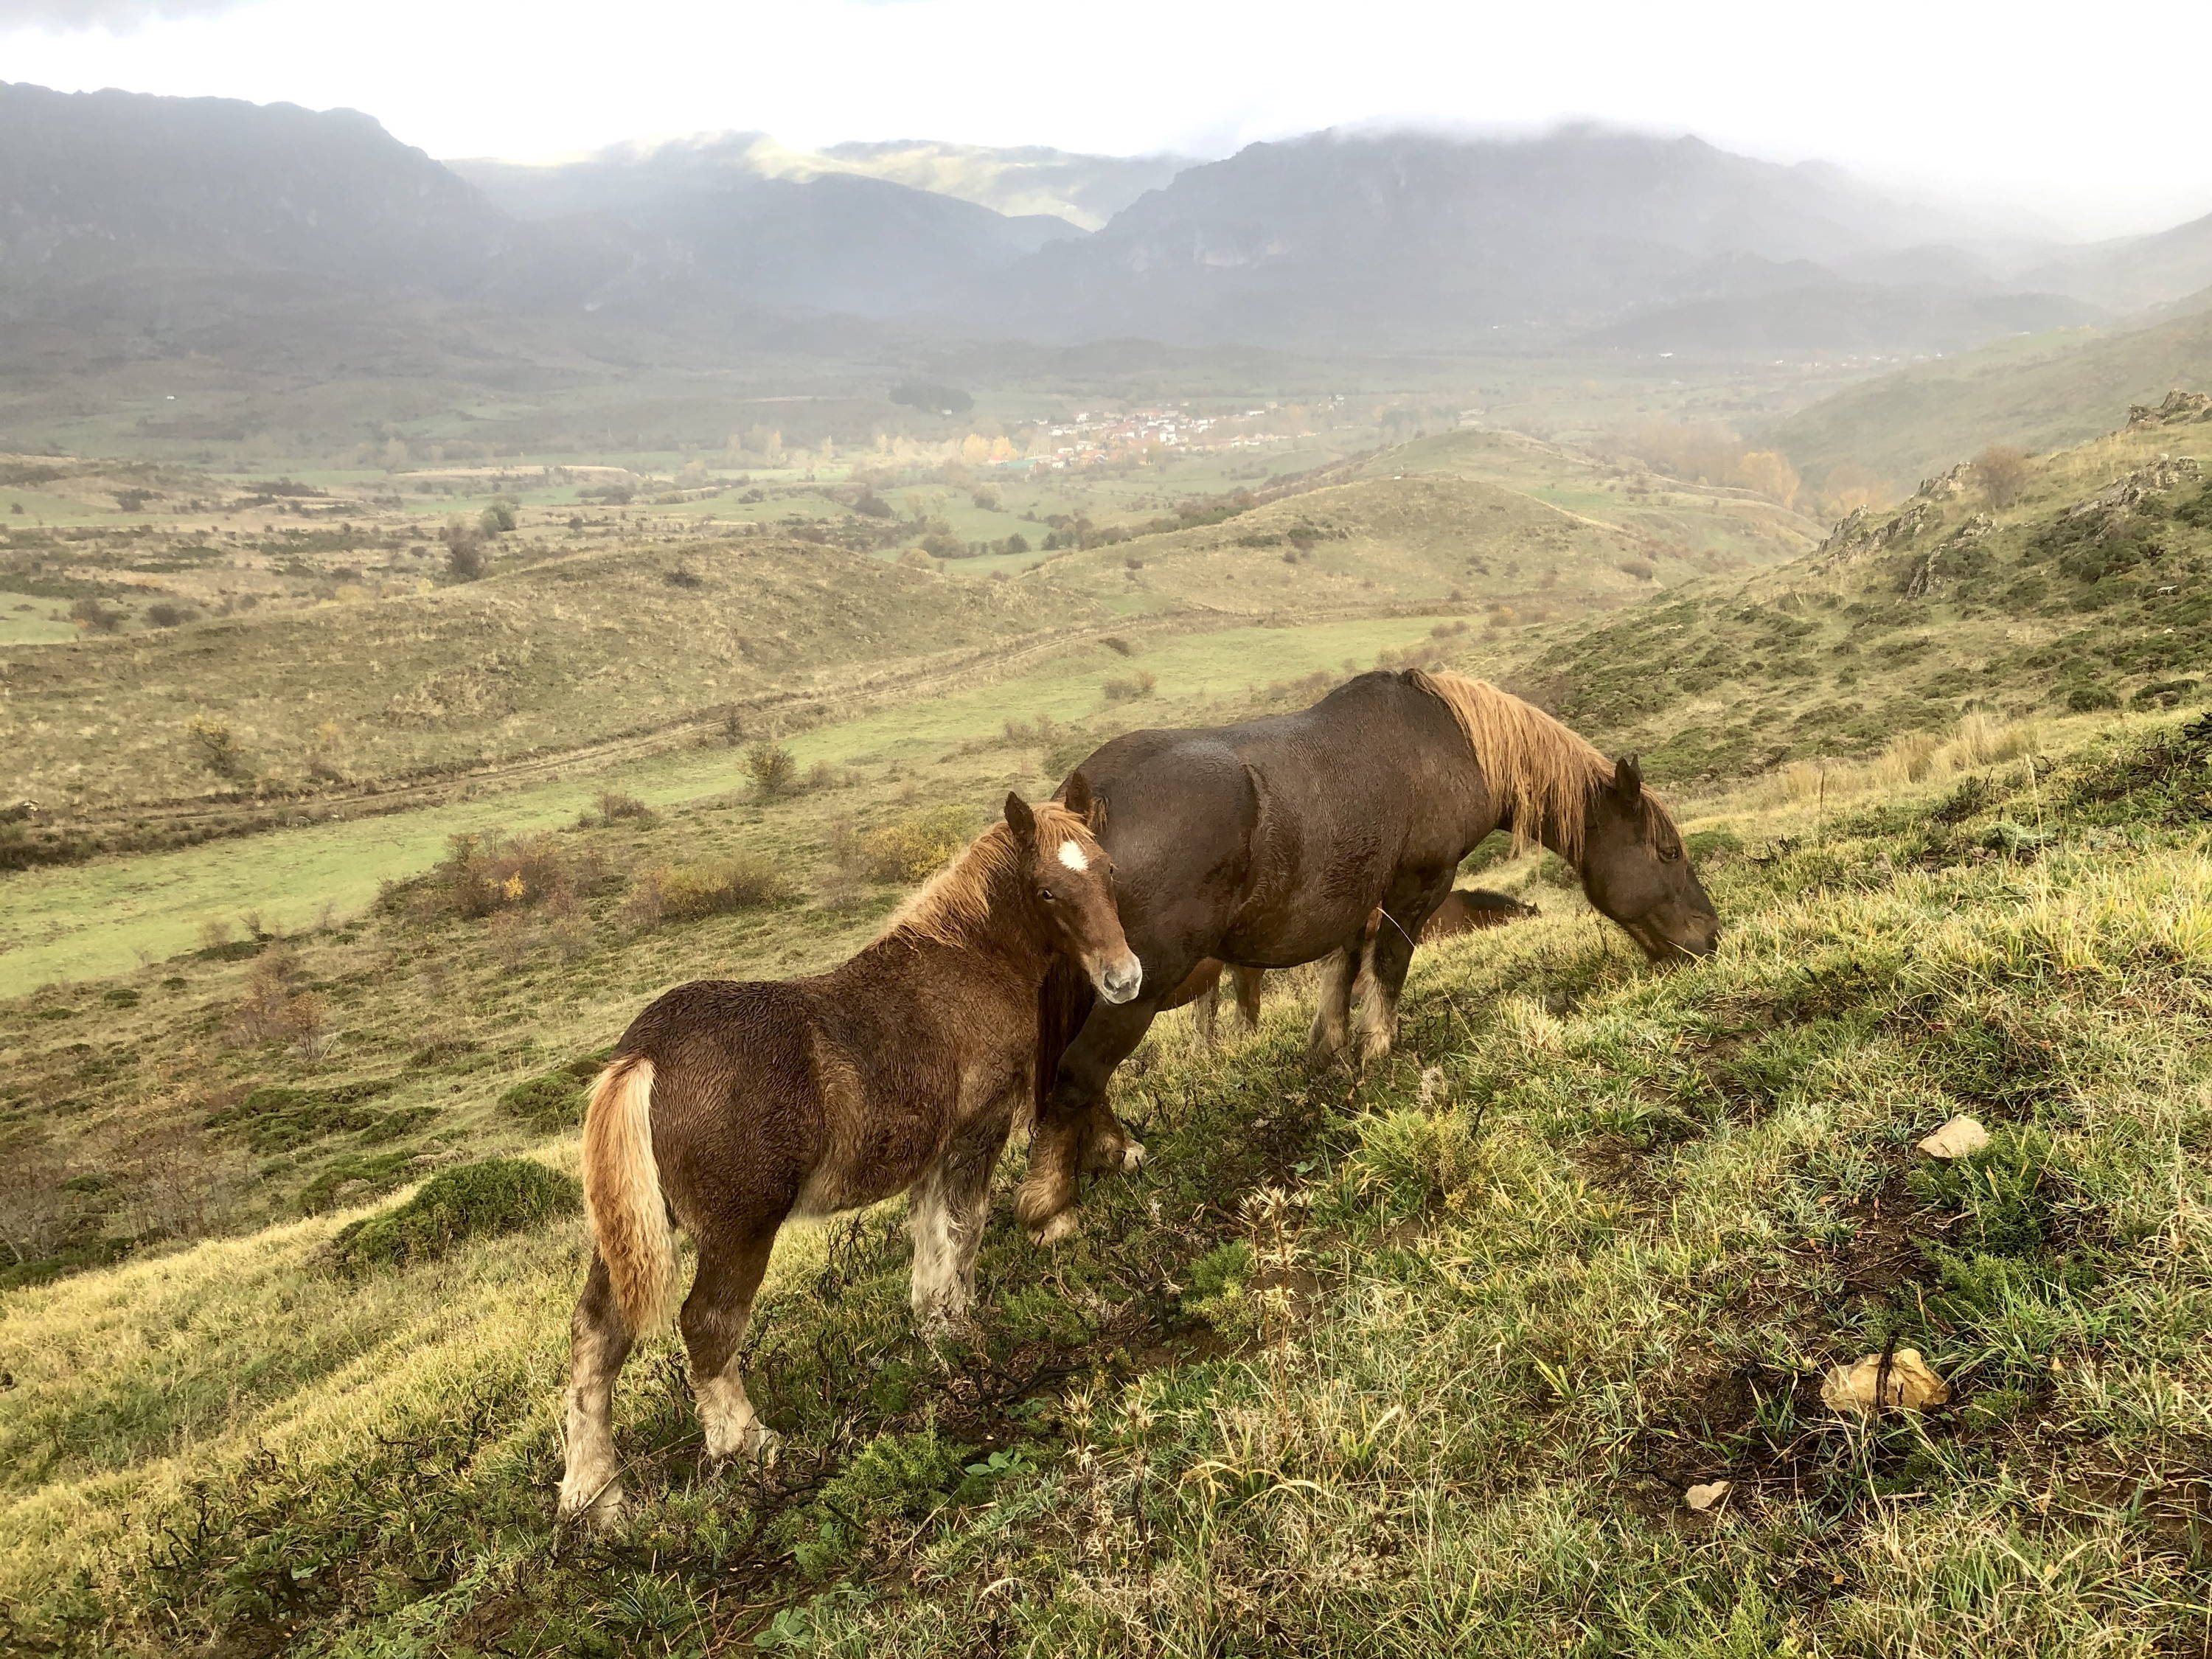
left=1604, top=420, right=1895, bottom=518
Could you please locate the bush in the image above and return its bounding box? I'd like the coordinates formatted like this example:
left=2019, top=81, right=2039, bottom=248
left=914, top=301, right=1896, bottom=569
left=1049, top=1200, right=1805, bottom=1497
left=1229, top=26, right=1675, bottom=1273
left=145, top=602, right=194, bottom=628
left=861, top=807, right=974, bottom=883
left=185, top=715, right=251, bottom=782
left=324, top=1158, right=580, bottom=1276
left=1103, top=670, right=1158, bottom=702
left=585, top=790, right=657, bottom=827
left=746, top=742, right=800, bottom=799
left=2065, top=684, right=2120, bottom=712
left=68, top=596, right=124, bottom=634
left=625, top=855, right=788, bottom=928
left=408, top=831, right=609, bottom=922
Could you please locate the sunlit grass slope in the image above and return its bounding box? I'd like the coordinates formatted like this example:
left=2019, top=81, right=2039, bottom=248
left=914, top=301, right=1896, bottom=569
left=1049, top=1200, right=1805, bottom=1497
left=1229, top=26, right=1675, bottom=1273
left=6, top=710, right=2212, bottom=1655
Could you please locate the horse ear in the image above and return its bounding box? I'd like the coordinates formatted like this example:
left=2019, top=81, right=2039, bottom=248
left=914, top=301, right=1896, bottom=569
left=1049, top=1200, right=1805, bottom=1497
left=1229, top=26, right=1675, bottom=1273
left=1062, top=770, right=1105, bottom=830
left=1004, top=792, right=1037, bottom=843
left=1613, top=754, right=1644, bottom=801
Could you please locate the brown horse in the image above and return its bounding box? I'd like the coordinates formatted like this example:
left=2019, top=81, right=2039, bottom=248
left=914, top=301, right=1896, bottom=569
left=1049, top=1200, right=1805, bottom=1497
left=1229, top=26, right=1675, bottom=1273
left=1020, top=669, right=1718, bottom=1242
left=1164, top=888, right=1541, bottom=1048
left=557, top=785, right=1138, bottom=1523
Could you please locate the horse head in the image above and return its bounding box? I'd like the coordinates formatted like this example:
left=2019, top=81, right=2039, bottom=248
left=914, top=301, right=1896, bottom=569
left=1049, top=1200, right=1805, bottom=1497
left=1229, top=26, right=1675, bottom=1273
left=1577, top=756, right=1720, bottom=965
left=1004, top=775, right=1143, bottom=1004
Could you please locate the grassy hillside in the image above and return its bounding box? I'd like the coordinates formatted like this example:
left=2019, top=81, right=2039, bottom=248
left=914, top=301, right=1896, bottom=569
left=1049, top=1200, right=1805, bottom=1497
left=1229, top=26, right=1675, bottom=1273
left=1768, top=304, right=2212, bottom=494
left=1517, top=398, right=2212, bottom=778
left=5, top=708, right=2212, bottom=1653
left=0, top=534, right=1102, bottom=813
left=1043, top=431, right=1821, bottom=620
left=1376, top=424, right=1829, bottom=565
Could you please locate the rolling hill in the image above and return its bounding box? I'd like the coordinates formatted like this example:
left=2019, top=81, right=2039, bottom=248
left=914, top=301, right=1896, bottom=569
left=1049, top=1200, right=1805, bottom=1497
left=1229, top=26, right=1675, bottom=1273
left=1765, top=301, right=2212, bottom=493
left=0, top=535, right=1108, bottom=814
left=1516, top=394, right=2212, bottom=777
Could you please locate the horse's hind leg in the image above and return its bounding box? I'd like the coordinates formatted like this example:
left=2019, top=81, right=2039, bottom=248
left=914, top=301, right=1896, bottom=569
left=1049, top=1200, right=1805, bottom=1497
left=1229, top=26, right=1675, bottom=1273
left=681, top=1222, right=781, bottom=1467
left=559, top=1251, right=636, bottom=1524
left=1307, top=942, right=1363, bottom=1065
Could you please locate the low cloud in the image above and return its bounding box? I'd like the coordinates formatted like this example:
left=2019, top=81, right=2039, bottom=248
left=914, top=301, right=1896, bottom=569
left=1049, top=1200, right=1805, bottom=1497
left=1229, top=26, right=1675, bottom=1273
left=0, top=0, right=252, bottom=31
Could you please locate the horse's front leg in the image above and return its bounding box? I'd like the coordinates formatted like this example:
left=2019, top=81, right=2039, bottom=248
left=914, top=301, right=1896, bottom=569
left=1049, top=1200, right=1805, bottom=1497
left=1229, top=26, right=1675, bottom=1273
left=909, top=1091, right=1018, bottom=1334
left=1358, top=875, right=1455, bottom=1062
left=1020, top=994, right=1160, bottom=1245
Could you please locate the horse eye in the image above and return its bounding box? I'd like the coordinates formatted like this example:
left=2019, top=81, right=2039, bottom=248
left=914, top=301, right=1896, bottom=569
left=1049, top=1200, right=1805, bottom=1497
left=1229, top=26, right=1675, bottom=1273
left=1039, top=887, right=1058, bottom=903
left=1660, top=845, right=1682, bottom=863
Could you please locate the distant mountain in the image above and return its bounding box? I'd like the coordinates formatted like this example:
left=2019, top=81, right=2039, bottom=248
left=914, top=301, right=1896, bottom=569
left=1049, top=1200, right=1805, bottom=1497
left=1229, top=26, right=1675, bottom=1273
left=1576, top=282, right=2096, bottom=356
left=454, top=142, right=1084, bottom=318
left=2023, top=209, right=2212, bottom=316
left=951, top=126, right=2075, bottom=352
left=0, top=80, right=585, bottom=305
left=812, top=140, right=1193, bottom=231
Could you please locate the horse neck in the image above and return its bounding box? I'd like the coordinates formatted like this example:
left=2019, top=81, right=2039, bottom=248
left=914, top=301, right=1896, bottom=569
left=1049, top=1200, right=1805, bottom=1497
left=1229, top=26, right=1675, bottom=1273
left=1482, top=773, right=1599, bottom=879
left=884, top=863, right=1052, bottom=998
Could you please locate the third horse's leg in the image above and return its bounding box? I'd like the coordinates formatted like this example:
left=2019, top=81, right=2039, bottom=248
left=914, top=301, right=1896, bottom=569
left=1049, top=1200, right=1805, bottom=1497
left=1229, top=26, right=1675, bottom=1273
left=1358, top=881, right=1451, bottom=1062
left=1230, top=965, right=1265, bottom=1031
left=1307, top=941, right=1362, bottom=1065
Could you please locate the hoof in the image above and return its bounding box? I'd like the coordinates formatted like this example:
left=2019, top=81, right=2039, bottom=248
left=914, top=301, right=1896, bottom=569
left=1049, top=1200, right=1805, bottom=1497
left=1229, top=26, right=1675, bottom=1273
left=557, top=1480, right=626, bottom=1528
left=1029, top=1209, right=1081, bottom=1247
left=709, top=1422, right=781, bottom=1467
left=1119, top=1139, right=1147, bottom=1173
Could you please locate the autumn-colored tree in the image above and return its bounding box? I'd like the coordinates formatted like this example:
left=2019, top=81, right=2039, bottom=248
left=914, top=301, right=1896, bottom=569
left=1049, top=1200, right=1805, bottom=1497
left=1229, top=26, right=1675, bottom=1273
left=1737, top=451, right=1802, bottom=509
left=1819, top=462, right=1896, bottom=518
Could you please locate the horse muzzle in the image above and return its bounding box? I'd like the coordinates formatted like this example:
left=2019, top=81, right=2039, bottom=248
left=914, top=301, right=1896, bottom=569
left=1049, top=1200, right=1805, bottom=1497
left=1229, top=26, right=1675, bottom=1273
left=1094, top=955, right=1144, bottom=1005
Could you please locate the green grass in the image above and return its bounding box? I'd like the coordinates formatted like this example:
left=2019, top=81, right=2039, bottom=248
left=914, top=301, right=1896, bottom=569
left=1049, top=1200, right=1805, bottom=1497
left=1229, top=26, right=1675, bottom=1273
left=7, top=712, right=2212, bottom=1654
left=0, top=603, right=75, bottom=644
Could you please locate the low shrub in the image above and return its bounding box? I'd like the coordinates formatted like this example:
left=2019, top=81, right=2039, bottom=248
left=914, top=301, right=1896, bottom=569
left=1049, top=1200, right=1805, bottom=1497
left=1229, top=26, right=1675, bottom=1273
left=1102, top=670, right=1157, bottom=702
left=404, top=831, right=611, bottom=922
left=324, top=1158, right=580, bottom=1276
left=624, top=855, right=788, bottom=928
left=860, top=806, right=974, bottom=883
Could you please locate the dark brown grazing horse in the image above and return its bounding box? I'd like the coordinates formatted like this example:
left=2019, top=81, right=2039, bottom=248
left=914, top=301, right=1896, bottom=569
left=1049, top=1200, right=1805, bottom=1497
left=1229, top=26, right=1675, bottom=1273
left=558, top=785, right=1138, bottom=1523
left=1020, top=669, right=1719, bottom=1242
left=1164, top=888, right=1541, bottom=1047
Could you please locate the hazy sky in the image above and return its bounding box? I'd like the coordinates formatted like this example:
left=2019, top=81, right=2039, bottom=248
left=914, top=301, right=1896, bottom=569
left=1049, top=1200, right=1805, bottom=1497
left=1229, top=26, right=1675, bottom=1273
left=4, top=0, right=2209, bottom=239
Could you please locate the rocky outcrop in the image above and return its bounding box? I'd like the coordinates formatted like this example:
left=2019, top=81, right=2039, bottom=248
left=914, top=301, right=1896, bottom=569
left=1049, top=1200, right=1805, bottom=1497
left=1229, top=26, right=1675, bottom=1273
left=2126, top=391, right=2212, bottom=429
left=2062, top=456, right=2203, bottom=520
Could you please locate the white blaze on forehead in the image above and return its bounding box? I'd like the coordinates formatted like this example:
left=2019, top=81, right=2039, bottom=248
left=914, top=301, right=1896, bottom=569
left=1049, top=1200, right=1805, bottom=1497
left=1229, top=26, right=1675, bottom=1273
left=1056, top=839, right=1091, bottom=873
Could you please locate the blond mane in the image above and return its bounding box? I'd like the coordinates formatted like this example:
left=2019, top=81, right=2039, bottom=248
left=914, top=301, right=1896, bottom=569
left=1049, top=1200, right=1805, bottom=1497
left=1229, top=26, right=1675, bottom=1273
left=1409, top=669, right=1646, bottom=860
left=883, top=802, right=1091, bottom=947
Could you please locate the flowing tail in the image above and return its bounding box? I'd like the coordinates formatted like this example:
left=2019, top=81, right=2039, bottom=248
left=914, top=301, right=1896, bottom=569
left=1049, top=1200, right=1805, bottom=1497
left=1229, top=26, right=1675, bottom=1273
left=580, top=1056, right=680, bottom=1335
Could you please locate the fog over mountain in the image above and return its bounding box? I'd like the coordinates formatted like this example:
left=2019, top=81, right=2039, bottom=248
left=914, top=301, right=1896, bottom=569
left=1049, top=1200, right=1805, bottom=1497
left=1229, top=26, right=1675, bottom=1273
left=5, top=78, right=2210, bottom=374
